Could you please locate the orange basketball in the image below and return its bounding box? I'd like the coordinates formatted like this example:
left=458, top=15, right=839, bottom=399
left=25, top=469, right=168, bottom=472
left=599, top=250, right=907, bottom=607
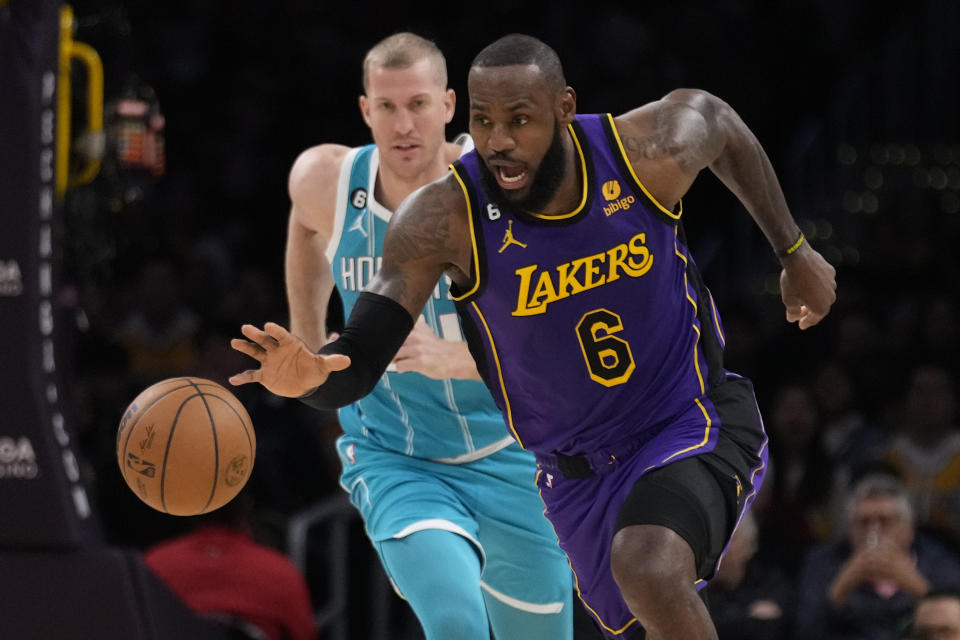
left=116, top=377, right=256, bottom=516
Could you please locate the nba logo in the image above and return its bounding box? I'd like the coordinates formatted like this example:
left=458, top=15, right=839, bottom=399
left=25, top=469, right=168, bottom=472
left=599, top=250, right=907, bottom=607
left=546, top=473, right=554, bottom=488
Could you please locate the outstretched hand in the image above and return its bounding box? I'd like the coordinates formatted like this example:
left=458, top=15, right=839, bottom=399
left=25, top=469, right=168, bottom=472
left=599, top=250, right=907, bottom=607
left=779, top=244, right=837, bottom=330
left=229, top=322, right=350, bottom=398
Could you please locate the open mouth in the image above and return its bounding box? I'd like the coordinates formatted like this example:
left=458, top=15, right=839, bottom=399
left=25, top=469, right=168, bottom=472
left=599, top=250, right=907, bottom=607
left=496, top=165, right=528, bottom=189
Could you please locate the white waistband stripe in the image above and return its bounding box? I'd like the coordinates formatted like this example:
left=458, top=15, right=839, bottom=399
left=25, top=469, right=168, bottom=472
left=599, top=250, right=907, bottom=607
left=430, top=435, right=516, bottom=464
left=479, top=580, right=565, bottom=614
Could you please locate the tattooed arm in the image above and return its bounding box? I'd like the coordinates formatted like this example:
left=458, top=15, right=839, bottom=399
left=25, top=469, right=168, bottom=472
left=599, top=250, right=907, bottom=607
left=614, top=89, right=837, bottom=329
left=367, top=174, right=473, bottom=316
left=229, top=175, right=472, bottom=403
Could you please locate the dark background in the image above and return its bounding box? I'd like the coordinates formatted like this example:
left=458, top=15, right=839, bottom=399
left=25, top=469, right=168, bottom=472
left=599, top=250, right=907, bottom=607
left=61, top=0, right=960, bottom=588
left=71, top=0, right=960, bottom=264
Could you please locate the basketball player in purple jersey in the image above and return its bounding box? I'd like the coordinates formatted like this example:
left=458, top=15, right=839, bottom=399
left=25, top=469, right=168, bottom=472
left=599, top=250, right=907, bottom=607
left=231, top=34, right=837, bottom=639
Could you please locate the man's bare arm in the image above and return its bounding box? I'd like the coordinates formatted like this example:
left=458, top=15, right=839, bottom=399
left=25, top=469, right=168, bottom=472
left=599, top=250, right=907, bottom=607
left=615, top=89, right=836, bottom=329
left=370, top=175, right=479, bottom=381
left=285, top=216, right=336, bottom=351
left=616, top=89, right=799, bottom=246
left=366, top=173, right=473, bottom=317
left=285, top=144, right=349, bottom=350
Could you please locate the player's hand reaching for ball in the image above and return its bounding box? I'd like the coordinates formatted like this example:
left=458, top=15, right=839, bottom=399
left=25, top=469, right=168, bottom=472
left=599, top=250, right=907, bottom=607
left=229, top=322, right=350, bottom=397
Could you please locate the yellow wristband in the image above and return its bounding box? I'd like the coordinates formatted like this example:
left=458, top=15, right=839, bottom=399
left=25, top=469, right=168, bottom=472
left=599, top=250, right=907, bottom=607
left=776, top=231, right=805, bottom=259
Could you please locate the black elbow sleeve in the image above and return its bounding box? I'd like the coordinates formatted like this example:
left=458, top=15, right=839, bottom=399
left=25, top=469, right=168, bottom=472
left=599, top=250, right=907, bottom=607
left=298, top=292, right=415, bottom=411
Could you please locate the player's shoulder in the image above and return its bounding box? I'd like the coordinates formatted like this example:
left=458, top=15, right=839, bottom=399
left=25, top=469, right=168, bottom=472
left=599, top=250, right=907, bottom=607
left=614, top=89, right=723, bottom=130
left=401, top=170, right=468, bottom=220
left=288, top=143, right=354, bottom=210
left=443, top=134, right=474, bottom=164
left=289, top=143, right=352, bottom=185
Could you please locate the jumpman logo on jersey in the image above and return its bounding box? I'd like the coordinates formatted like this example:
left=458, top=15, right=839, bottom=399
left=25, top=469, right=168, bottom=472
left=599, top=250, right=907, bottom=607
left=348, top=212, right=369, bottom=237
left=498, top=220, right=527, bottom=253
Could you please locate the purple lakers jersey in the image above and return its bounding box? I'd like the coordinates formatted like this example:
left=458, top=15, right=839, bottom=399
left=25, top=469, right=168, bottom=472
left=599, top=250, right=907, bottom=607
left=450, top=113, right=728, bottom=457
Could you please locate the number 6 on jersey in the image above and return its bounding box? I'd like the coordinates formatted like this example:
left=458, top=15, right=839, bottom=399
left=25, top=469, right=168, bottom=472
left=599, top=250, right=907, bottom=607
left=576, top=309, right=635, bottom=387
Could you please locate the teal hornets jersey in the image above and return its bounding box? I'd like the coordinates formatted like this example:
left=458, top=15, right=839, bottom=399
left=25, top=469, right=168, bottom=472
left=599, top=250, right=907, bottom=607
left=327, top=144, right=514, bottom=460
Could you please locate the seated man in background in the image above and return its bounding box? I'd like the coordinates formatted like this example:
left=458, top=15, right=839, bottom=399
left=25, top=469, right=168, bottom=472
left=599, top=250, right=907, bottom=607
left=885, top=364, right=960, bottom=550
left=795, top=472, right=960, bottom=640
left=908, top=588, right=960, bottom=640
left=907, top=588, right=960, bottom=640
left=708, top=511, right=794, bottom=640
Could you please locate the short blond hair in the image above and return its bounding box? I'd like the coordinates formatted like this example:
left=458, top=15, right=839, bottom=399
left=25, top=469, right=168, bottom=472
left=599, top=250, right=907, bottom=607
left=362, top=32, right=447, bottom=91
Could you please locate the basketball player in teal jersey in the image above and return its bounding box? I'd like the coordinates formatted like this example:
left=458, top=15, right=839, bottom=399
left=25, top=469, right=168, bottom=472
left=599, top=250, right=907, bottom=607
left=283, top=33, right=572, bottom=640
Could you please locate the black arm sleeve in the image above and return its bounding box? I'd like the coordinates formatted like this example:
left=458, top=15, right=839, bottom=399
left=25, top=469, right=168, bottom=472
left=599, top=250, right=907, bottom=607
left=298, top=291, right=415, bottom=411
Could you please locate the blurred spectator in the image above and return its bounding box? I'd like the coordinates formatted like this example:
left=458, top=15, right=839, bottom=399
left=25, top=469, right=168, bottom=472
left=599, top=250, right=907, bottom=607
left=757, top=382, right=841, bottom=577
left=116, top=257, right=200, bottom=384
left=709, top=511, right=795, bottom=640
left=813, top=358, right=888, bottom=530
left=885, top=364, right=960, bottom=548
left=144, top=491, right=317, bottom=640
left=814, top=359, right=887, bottom=475
left=906, top=588, right=960, bottom=640
left=831, top=309, right=903, bottom=417
left=794, top=472, right=960, bottom=640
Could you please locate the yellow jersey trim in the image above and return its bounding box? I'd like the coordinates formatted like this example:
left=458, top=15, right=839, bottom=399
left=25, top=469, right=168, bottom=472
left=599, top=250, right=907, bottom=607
left=673, top=230, right=706, bottom=394
left=572, top=570, right=639, bottom=636
left=526, top=122, right=589, bottom=220
left=690, top=324, right=706, bottom=396
left=469, top=301, right=523, bottom=446
left=660, top=398, right=712, bottom=464
left=559, top=519, right=708, bottom=637
left=535, top=475, right=641, bottom=636
left=606, top=113, right=682, bottom=220
left=642, top=397, right=712, bottom=473
left=710, top=294, right=726, bottom=348
left=742, top=437, right=768, bottom=505
left=449, top=165, right=482, bottom=302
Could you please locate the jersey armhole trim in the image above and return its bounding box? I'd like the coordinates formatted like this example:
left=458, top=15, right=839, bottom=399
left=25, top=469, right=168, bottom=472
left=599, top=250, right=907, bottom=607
left=604, top=113, right=683, bottom=224
left=449, top=162, right=483, bottom=302
left=467, top=301, right=523, bottom=447
left=325, top=145, right=364, bottom=263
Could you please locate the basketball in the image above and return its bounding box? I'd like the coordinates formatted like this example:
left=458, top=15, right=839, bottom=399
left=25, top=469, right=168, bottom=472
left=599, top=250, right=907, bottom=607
left=116, top=377, right=256, bottom=516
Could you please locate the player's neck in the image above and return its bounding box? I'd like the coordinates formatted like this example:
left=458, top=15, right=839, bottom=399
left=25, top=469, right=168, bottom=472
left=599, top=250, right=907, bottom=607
left=374, top=150, right=451, bottom=212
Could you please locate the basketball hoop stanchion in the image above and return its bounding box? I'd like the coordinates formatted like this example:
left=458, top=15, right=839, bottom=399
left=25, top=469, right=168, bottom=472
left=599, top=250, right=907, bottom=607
left=0, top=0, right=96, bottom=552
left=57, top=3, right=104, bottom=197
left=0, top=3, right=231, bottom=637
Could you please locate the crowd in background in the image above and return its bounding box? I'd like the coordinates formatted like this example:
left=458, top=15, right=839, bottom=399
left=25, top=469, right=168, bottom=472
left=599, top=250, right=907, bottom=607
left=58, top=1, right=960, bottom=638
